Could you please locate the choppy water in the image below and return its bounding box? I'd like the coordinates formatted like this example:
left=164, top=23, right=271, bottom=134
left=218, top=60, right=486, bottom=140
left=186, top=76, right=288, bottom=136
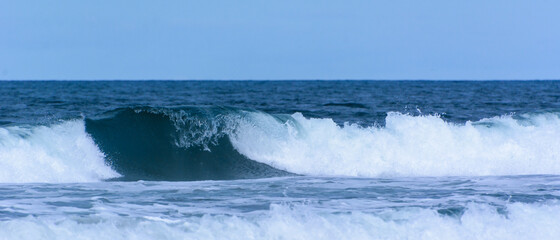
left=1, top=80, right=559, bottom=239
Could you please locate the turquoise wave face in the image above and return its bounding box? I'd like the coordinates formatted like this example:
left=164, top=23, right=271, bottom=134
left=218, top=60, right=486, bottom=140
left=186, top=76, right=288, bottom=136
left=85, top=107, right=292, bottom=181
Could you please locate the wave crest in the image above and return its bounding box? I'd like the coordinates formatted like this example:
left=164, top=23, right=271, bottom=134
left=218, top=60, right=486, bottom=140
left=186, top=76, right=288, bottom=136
left=232, top=112, right=560, bottom=177
left=0, top=120, right=120, bottom=183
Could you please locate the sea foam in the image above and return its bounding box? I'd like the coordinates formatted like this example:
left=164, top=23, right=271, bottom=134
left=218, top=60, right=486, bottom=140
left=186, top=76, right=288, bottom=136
left=0, top=120, right=120, bottom=183
left=231, top=112, right=560, bottom=177
left=1, top=202, right=558, bottom=240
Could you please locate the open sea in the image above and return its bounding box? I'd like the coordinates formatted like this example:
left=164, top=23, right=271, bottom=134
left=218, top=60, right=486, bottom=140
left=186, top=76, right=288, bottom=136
left=1, top=80, right=560, bottom=239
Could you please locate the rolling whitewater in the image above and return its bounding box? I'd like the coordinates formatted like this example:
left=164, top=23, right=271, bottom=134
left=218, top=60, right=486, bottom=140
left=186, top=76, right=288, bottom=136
left=1, top=80, right=560, bottom=239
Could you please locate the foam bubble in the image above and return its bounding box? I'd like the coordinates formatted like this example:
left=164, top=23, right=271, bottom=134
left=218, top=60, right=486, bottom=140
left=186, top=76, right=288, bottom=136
left=0, top=120, right=120, bottom=183
left=231, top=112, right=560, bottom=177
left=1, top=202, right=558, bottom=240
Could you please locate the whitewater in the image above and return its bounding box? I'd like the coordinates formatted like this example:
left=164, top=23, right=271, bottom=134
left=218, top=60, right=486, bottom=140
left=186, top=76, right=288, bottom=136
left=232, top=111, right=560, bottom=177
left=2, top=111, right=560, bottom=183
left=1, top=80, right=559, bottom=239
left=1, top=176, right=560, bottom=240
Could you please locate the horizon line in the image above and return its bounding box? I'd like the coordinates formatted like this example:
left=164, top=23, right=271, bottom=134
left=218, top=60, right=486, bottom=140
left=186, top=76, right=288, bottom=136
left=1, top=79, right=560, bottom=81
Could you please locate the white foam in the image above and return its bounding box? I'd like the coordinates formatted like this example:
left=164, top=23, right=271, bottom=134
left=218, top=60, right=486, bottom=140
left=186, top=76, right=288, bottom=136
left=1, top=202, right=559, bottom=240
left=0, top=120, right=120, bottom=183
left=231, top=112, right=560, bottom=177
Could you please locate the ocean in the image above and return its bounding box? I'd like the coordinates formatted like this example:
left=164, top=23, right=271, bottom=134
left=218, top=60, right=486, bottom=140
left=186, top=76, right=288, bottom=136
left=1, top=80, right=559, bottom=239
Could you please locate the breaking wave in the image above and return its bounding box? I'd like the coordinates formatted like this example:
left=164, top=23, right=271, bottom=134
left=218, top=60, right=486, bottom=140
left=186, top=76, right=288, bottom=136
left=2, top=106, right=560, bottom=182
left=0, top=120, right=119, bottom=183
left=84, top=107, right=291, bottom=181
left=233, top=111, right=560, bottom=177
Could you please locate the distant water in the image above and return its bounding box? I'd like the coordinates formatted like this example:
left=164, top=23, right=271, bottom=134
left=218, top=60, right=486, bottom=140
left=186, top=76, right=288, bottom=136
left=1, top=80, right=560, bottom=239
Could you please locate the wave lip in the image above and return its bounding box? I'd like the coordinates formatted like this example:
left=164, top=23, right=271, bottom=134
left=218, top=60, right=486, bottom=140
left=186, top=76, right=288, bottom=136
left=0, top=120, right=120, bottom=183
left=231, top=112, right=560, bottom=177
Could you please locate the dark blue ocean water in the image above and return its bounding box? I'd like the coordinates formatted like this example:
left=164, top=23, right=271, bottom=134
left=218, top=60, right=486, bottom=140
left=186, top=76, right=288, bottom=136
left=0, top=81, right=560, bottom=239
left=2, top=80, right=559, bottom=125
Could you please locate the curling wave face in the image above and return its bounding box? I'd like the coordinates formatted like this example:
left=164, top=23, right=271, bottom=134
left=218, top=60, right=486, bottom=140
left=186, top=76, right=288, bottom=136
left=1, top=106, right=560, bottom=182
left=84, top=107, right=291, bottom=181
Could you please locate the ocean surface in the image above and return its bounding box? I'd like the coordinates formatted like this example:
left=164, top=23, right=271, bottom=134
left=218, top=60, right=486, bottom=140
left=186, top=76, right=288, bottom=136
left=1, top=80, right=560, bottom=239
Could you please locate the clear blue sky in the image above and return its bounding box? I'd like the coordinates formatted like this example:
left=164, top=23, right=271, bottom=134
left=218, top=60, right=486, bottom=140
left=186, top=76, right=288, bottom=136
left=1, top=1, right=559, bottom=80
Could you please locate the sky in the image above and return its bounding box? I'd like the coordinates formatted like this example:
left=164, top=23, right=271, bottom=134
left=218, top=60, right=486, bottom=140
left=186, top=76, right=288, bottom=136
left=0, top=0, right=559, bottom=80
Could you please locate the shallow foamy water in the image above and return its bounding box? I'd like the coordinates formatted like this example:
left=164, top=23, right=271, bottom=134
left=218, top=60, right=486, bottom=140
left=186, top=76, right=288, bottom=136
left=1, top=176, right=559, bottom=240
